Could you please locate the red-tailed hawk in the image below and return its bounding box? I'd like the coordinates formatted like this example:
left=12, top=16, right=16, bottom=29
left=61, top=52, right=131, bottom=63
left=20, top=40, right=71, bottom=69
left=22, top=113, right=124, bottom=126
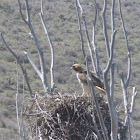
left=72, top=64, right=105, bottom=96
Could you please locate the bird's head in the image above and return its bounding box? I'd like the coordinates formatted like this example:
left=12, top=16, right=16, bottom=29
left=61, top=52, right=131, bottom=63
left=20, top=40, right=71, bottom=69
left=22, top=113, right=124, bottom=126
left=71, top=64, right=84, bottom=73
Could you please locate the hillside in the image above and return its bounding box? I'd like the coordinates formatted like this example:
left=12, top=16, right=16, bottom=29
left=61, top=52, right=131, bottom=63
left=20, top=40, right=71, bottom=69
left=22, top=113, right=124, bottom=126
left=0, top=0, right=140, bottom=139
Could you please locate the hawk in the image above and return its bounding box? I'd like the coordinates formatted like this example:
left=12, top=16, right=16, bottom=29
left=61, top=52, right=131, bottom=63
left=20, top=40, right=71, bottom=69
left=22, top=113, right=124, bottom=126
left=72, top=64, right=105, bottom=96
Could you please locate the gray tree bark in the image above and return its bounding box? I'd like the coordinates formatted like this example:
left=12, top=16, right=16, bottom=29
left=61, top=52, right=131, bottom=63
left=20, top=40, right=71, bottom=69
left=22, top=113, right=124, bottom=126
left=39, top=0, right=55, bottom=92
left=18, top=0, right=49, bottom=92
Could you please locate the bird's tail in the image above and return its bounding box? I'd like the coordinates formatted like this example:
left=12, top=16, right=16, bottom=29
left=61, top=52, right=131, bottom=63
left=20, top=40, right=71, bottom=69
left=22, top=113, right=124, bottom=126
left=95, top=86, right=106, bottom=94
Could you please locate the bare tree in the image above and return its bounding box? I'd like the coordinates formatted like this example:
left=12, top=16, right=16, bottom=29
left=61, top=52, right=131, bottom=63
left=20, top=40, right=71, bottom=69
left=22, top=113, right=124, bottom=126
left=76, top=0, right=117, bottom=139
left=76, top=0, right=137, bottom=140
left=1, top=0, right=137, bottom=139
left=18, top=0, right=55, bottom=93
left=102, top=0, right=118, bottom=139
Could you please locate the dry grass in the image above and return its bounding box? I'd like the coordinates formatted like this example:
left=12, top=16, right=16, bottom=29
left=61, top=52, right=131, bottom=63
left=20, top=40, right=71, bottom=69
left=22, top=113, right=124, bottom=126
left=0, top=0, right=140, bottom=139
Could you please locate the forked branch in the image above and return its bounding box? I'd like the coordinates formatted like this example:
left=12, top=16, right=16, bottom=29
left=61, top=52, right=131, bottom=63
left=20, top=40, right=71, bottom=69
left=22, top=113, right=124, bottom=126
left=102, top=0, right=118, bottom=139
left=117, top=1, right=133, bottom=139
left=76, top=0, right=97, bottom=75
left=18, top=0, right=49, bottom=92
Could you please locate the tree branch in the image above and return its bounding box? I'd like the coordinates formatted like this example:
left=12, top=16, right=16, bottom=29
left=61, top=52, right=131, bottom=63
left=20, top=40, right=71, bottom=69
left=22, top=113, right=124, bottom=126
left=103, top=29, right=117, bottom=140
left=76, top=0, right=97, bottom=75
left=118, top=0, right=131, bottom=89
left=103, top=0, right=118, bottom=139
left=18, top=0, right=49, bottom=92
left=130, top=87, right=137, bottom=116
left=86, top=57, right=109, bottom=140
left=16, top=59, right=21, bottom=139
left=120, top=73, right=132, bottom=139
left=110, top=0, right=115, bottom=99
left=75, top=0, right=86, bottom=60
left=0, top=32, right=33, bottom=98
left=21, top=74, right=25, bottom=139
left=110, top=64, right=118, bottom=140
left=117, top=1, right=132, bottom=138
left=93, top=0, right=103, bottom=28
left=102, top=0, right=110, bottom=58
left=104, top=30, right=117, bottom=75
left=18, top=0, right=28, bottom=24
left=24, top=51, right=42, bottom=79
left=39, top=0, right=55, bottom=92
left=92, top=4, right=100, bottom=78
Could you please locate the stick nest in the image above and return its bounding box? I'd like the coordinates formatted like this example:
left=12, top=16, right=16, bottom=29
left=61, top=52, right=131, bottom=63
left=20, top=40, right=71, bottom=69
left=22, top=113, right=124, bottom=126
left=25, top=93, right=127, bottom=140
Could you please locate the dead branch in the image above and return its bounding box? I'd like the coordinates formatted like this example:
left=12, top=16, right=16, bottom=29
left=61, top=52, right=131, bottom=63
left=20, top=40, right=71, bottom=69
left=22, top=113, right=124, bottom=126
left=76, top=0, right=97, bottom=75
left=102, top=0, right=118, bottom=139
left=39, top=0, right=55, bottom=92
left=118, top=0, right=131, bottom=89
left=75, top=0, right=86, bottom=60
left=130, top=87, right=137, bottom=117
left=92, top=3, right=100, bottom=78
left=103, top=24, right=117, bottom=137
left=16, top=59, right=21, bottom=139
left=21, top=74, right=25, bottom=139
left=102, top=0, right=110, bottom=58
left=18, top=0, right=49, bottom=92
left=0, top=32, right=33, bottom=98
left=109, top=63, right=118, bottom=140
left=93, top=0, right=103, bottom=28
left=24, top=52, right=42, bottom=79
left=86, top=57, right=109, bottom=140
left=117, top=0, right=133, bottom=139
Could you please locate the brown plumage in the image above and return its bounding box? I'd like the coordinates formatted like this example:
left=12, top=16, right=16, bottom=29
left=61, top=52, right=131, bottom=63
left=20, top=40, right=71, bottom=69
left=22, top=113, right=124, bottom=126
left=72, top=64, right=105, bottom=96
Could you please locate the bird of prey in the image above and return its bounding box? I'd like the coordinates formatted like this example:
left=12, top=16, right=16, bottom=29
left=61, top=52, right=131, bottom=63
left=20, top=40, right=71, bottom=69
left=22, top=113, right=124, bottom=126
left=72, top=64, right=105, bottom=96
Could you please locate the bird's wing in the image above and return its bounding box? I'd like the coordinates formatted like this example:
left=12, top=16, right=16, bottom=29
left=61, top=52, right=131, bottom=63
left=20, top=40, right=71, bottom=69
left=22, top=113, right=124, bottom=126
left=90, top=70, right=104, bottom=89
left=83, top=70, right=104, bottom=88
left=78, top=70, right=106, bottom=94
